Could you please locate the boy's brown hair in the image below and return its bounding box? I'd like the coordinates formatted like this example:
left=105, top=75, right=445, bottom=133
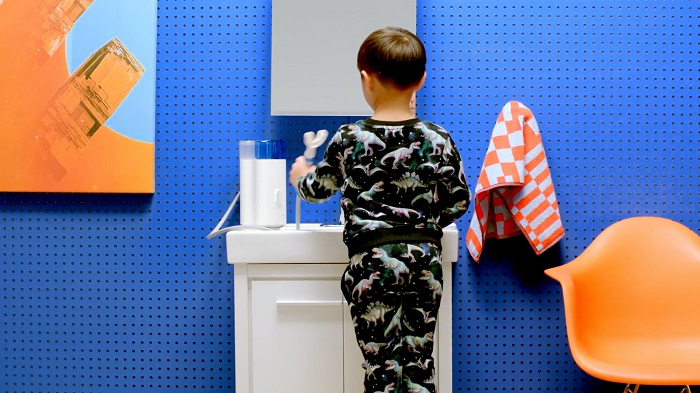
left=357, top=27, right=426, bottom=90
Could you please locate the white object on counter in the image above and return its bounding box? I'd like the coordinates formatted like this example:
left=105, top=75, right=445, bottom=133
left=251, top=158, right=287, bottom=227
left=227, top=223, right=459, bottom=264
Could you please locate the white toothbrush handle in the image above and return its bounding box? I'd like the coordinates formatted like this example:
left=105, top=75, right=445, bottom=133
left=296, top=129, right=329, bottom=230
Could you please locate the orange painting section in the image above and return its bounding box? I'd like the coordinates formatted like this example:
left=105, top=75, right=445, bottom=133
left=0, top=0, right=154, bottom=193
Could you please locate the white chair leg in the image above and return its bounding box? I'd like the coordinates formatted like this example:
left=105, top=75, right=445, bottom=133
left=680, top=386, right=691, bottom=393
left=623, top=384, right=640, bottom=393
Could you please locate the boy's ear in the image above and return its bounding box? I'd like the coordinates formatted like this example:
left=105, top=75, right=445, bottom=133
left=360, top=70, right=374, bottom=90
left=414, top=72, right=427, bottom=91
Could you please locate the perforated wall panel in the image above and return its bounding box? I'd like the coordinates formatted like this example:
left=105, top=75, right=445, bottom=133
left=2, top=1, right=699, bottom=392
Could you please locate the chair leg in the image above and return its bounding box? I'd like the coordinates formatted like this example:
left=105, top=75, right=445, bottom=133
left=623, top=384, right=640, bottom=393
left=623, top=384, right=690, bottom=393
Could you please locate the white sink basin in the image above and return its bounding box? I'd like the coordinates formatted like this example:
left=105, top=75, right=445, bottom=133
left=226, top=223, right=460, bottom=264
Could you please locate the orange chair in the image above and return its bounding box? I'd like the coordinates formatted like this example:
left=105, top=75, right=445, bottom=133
left=545, top=217, right=700, bottom=393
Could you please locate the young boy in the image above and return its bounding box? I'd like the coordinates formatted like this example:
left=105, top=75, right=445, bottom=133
left=289, top=27, right=470, bottom=393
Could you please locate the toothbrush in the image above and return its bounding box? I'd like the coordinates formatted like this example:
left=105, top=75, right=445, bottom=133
left=296, top=129, right=329, bottom=230
left=303, top=129, right=329, bottom=161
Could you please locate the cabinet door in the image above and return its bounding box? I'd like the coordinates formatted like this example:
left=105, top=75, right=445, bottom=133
left=251, top=280, right=344, bottom=393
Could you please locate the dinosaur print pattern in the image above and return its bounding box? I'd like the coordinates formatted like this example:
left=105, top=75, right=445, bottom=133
left=391, top=172, right=427, bottom=192
left=347, top=124, right=387, bottom=157
left=380, top=141, right=421, bottom=169
left=342, top=242, right=442, bottom=393
left=352, top=271, right=382, bottom=300
left=373, top=247, right=410, bottom=285
left=297, top=118, right=471, bottom=242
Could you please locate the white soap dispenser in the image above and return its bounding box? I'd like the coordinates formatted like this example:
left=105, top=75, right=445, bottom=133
left=241, top=139, right=286, bottom=228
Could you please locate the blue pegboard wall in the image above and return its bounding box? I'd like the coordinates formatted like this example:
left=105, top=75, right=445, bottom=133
left=1, top=1, right=699, bottom=393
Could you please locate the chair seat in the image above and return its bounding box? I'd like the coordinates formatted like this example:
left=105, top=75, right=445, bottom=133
left=577, top=356, right=700, bottom=385
left=574, top=335, right=700, bottom=384
left=546, top=217, right=700, bottom=387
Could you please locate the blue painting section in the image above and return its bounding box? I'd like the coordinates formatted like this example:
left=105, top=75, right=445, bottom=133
left=67, top=0, right=157, bottom=143
left=1, top=1, right=699, bottom=392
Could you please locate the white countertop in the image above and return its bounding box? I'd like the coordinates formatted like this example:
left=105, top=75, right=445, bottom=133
left=226, top=223, right=460, bottom=264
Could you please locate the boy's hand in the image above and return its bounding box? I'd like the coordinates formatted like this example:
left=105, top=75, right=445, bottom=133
left=289, top=156, right=315, bottom=189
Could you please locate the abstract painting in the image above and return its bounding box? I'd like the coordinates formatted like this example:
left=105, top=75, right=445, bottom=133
left=0, top=0, right=156, bottom=193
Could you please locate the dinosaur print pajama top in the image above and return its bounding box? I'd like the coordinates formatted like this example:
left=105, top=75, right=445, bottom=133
left=297, top=118, right=470, bottom=393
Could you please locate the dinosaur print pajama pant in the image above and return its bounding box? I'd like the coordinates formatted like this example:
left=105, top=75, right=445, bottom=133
left=341, top=241, right=443, bottom=393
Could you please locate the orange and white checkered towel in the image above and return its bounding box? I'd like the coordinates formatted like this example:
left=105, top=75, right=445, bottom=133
left=466, top=101, right=564, bottom=262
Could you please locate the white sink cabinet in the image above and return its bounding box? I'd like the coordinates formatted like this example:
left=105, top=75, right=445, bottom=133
left=227, top=224, right=458, bottom=393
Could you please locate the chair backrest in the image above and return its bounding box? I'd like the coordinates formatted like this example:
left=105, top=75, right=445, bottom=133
left=546, top=216, right=700, bottom=344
